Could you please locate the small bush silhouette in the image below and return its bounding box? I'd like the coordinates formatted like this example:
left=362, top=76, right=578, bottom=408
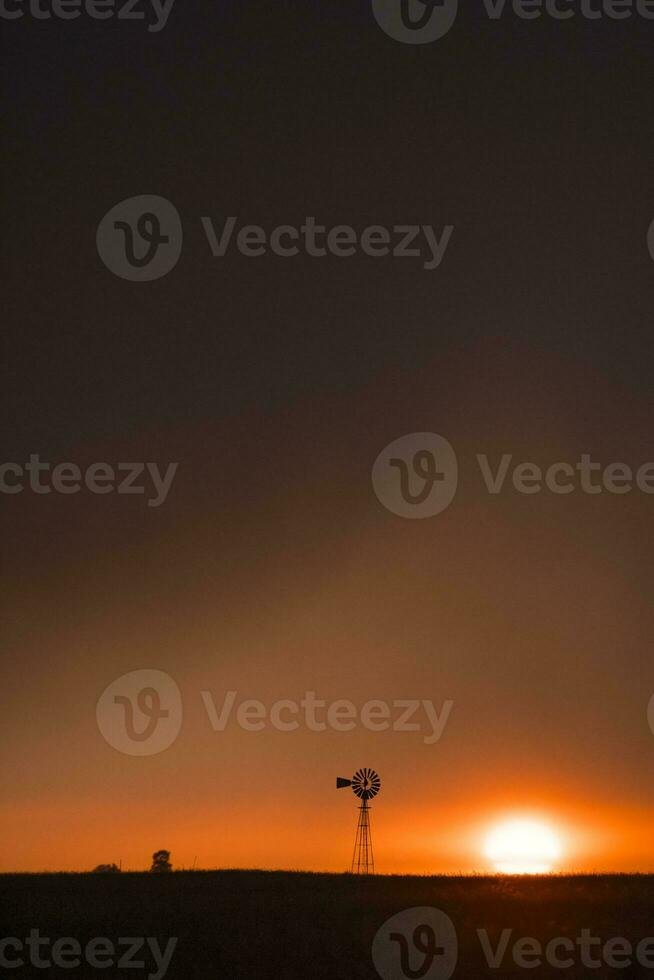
left=92, top=864, right=120, bottom=873
left=151, top=850, right=172, bottom=873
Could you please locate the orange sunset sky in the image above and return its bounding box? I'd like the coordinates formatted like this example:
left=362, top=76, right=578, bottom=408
left=3, top=0, right=654, bottom=885
left=3, top=347, right=653, bottom=875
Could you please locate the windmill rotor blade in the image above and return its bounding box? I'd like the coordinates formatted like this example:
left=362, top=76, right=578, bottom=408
left=346, top=767, right=381, bottom=801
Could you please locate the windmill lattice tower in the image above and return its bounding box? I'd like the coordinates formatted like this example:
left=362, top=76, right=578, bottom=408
left=336, top=768, right=381, bottom=875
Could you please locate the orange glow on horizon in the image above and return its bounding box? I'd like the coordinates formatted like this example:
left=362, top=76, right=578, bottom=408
left=482, top=817, right=563, bottom=874
left=1, top=793, right=652, bottom=876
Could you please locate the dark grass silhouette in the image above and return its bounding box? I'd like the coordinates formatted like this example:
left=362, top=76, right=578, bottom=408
left=2, top=871, right=653, bottom=979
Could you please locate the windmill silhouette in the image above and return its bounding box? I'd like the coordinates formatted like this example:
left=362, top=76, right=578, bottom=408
left=336, top=768, right=381, bottom=874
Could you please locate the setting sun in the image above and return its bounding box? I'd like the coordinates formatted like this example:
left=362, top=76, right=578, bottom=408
left=484, top=818, right=563, bottom=874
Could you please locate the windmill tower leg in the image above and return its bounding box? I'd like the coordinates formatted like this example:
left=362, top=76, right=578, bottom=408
left=352, top=799, right=375, bottom=874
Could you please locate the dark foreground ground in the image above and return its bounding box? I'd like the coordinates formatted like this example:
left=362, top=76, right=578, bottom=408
left=2, top=871, right=653, bottom=979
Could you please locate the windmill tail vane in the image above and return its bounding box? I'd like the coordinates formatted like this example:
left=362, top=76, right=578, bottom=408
left=336, top=768, right=381, bottom=875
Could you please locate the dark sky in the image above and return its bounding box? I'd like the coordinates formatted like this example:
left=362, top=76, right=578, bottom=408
left=2, top=0, right=654, bottom=871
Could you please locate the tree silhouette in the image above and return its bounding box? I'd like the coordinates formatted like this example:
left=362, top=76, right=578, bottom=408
left=92, top=863, right=120, bottom=873
left=150, top=849, right=172, bottom=873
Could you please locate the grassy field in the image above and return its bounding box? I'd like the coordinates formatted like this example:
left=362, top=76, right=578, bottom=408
left=2, top=871, right=653, bottom=979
